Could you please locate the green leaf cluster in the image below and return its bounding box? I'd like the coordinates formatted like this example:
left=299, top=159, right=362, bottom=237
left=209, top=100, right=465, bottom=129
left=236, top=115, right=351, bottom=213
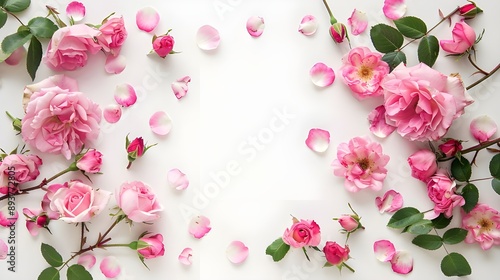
left=38, top=243, right=92, bottom=280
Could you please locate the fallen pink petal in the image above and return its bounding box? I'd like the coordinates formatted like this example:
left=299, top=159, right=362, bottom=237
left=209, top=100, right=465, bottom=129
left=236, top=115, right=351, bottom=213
left=136, top=7, right=160, bottom=32
left=105, top=54, right=127, bottom=74
left=0, top=239, right=7, bottom=260
left=0, top=205, right=18, bottom=227
left=246, top=16, right=265, bottom=37
left=226, top=241, right=249, bottom=264
left=347, top=9, right=368, bottom=36
left=103, top=104, right=122, bottom=123
left=375, top=189, right=403, bottom=213
left=383, top=0, right=407, bottom=20
left=66, top=1, right=86, bottom=22
left=310, top=62, right=335, bottom=87
left=470, top=115, right=497, bottom=142
left=171, top=76, right=191, bottom=99
left=114, top=83, right=137, bottom=107
left=368, top=105, right=396, bottom=138
left=4, top=46, right=26, bottom=66
left=167, top=168, right=189, bottom=190
left=100, top=256, right=121, bottom=278
left=390, top=251, right=413, bottom=274
left=189, top=215, right=212, bottom=239
left=178, top=247, right=193, bottom=266
left=196, top=25, right=221, bottom=50
left=305, top=128, right=330, bottom=153
left=149, top=111, right=173, bottom=136
left=374, top=239, right=396, bottom=262
left=298, top=15, right=318, bottom=36
left=78, top=254, right=97, bottom=270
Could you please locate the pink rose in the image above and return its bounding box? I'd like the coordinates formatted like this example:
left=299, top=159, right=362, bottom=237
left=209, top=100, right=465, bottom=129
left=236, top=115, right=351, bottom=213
left=329, top=22, right=347, bottom=43
left=22, top=208, right=58, bottom=236
left=22, top=74, right=79, bottom=110
left=438, top=139, right=462, bottom=157
left=43, top=24, right=102, bottom=71
left=76, top=149, right=103, bottom=173
left=282, top=218, right=321, bottom=248
left=21, top=75, right=102, bottom=160
left=462, top=203, right=500, bottom=250
left=97, top=16, right=128, bottom=56
left=323, top=241, right=350, bottom=266
left=152, top=34, right=175, bottom=58
left=137, top=233, right=165, bottom=259
left=440, top=21, right=476, bottom=54
left=459, top=2, right=483, bottom=19
left=127, top=137, right=145, bottom=157
left=47, top=180, right=111, bottom=223
left=0, top=154, right=42, bottom=195
left=116, top=181, right=163, bottom=223
left=427, top=170, right=465, bottom=218
left=382, top=63, right=473, bottom=141
left=407, top=150, right=437, bottom=181
left=338, top=215, right=360, bottom=232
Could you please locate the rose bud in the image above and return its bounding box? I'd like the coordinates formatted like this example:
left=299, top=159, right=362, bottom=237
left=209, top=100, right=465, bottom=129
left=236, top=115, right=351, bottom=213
left=152, top=33, right=175, bottom=58
left=125, top=135, right=157, bottom=169
left=459, top=1, right=483, bottom=19
left=22, top=208, right=58, bottom=236
left=76, top=149, right=103, bottom=173
left=408, top=150, right=438, bottom=182
left=323, top=241, right=350, bottom=266
left=329, top=22, right=348, bottom=43
left=438, top=139, right=463, bottom=157
left=135, top=233, right=165, bottom=259
left=337, top=215, right=360, bottom=232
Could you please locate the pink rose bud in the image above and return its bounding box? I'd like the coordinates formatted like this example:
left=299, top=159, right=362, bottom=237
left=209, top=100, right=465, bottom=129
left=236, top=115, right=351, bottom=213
left=470, top=115, right=497, bottom=142
left=125, top=135, right=157, bottom=169
left=136, top=233, right=165, bottom=259
left=329, top=22, right=348, bottom=43
left=76, top=149, right=103, bottom=173
left=438, top=139, right=463, bottom=157
left=323, top=241, right=350, bottom=266
left=338, top=215, right=360, bottom=232
left=408, top=150, right=438, bottom=181
left=22, top=208, right=58, bottom=236
left=152, top=34, right=175, bottom=58
left=459, top=1, right=483, bottom=19
left=439, top=21, right=476, bottom=55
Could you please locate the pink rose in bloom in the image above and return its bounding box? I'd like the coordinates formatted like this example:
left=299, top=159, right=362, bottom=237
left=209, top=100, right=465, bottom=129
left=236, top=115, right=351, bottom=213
left=22, top=208, right=58, bottom=236
left=0, top=154, right=42, bottom=195
left=382, top=63, right=473, bottom=141
left=76, top=149, right=103, bottom=173
left=340, top=47, right=390, bottom=100
left=440, top=21, right=476, bottom=55
left=427, top=170, right=465, bottom=218
left=323, top=241, right=350, bottom=266
left=116, top=181, right=163, bottom=223
left=462, top=203, right=500, bottom=250
left=407, top=150, right=437, bottom=181
left=137, top=233, right=165, bottom=259
left=438, top=139, right=462, bottom=157
left=97, top=16, right=128, bottom=56
left=22, top=74, right=79, bottom=110
left=282, top=218, right=321, bottom=248
left=332, top=136, right=390, bottom=192
left=329, top=22, right=347, bottom=43
left=459, top=2, right=483, bottom=19
left=47, top=180, right=111, bottom=223
left=43, top=24, right=102, bottom=71
left=152, top=34, right=175, bottom=58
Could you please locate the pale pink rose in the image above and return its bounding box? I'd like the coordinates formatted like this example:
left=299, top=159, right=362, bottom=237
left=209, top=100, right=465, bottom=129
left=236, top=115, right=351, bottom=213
left=48, top=180, right=111, bottom=223
left=0, top=154, right=42, bottom=195
left=43, top=24, right=102, bottom=71
left=115, top=181, right=163, bottom=222
left=323, top=241, right=350, bottom=266
left=427, top=170, right=465, bottom=218
left=332, top=136, right=390, bottom=192
left=76, top=149, right=103, bottom=173
left=137, top=233, right=165, bottom=259
left=41, top=183, right=67, bottom=218
left=340, top=47, right=390, bottom=100
left=438, top=139, right=462, bottom=157
left=470, top=115, right=497, bottom=142
left=282, top=218, right=321, bottom=248
left=23, top=74, right=79, bottom=111
left=382, top=63, right=473, bottom=141
left=462, top=203, right=500, bottom=250
left=152, top=34, right=175, bottom=58
left=407, top=150, right=437, bottom=181
left=97, top=16, right=128, bottom=56
left=21, top=76, right=102, bottom=160
left=440, top=21, right=476, bottom=55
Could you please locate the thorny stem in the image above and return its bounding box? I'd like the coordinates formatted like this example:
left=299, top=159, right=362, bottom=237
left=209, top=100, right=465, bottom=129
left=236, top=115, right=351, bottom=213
left=439, top=137, right=500, bottom=162
left=466, top=63, right=500, bottom=90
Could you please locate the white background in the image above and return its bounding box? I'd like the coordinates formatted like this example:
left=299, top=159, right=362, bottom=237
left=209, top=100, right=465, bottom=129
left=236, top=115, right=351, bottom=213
left=1, top=0, right=500, bottom=279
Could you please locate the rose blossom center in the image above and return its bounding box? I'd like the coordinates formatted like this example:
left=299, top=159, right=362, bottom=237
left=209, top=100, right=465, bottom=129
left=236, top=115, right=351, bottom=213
left=357, top=66, right=373, bottom=81
left=357, top=158, right=370, bottom=170
left=478, top=218, right=494, bottom=232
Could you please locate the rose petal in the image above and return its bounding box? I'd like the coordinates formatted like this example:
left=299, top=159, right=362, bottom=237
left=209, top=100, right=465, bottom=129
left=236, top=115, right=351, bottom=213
left=310, top=62, right=335, bottom=87
left=136, top=7, right=160, bottom=32
left=78, top=254, right=97, bottom=270
left=374, top=240, right=396, bottom=262
left=188, top=215, right=211, bottom=239
left=246, top=16, right=265, bottom=37
left=100, top=256, right=121, bottom=278
left=149, top=111, right=173, bottom=136
left=390, top=251, right=413, bottom=274
left=226, top=241, right=249, bottom=264
left=66, top=1, right=86, bottom=22
left=305, top=128, right=330, bottom=153
left=298, top=15, right=318, bottom=36
left=383, top=0, right=407, bottom=20
left=105, top=55, right=127, bottom=74
left=470, top=115, right=497, bottom=142
left=167, top=168, right=189, bottom=190
left=347, top=9, right=368, bottom=36
left=178, top=247, right=193, bottom=266
left=4, top=46, right=26, bottom=66
left=375, top=189, right=403, bottom=213
left=103, top=104, right=122, bottom=123
left=368, top=105, right=396, bottom=138
left=0, top=239, right=7, bottom=260
left=171, top=76, right=191, bottom=99
left=0, top=205, right=18, bottom=227
left=114, top=84, right=137, bottom=107
left=196, top=25, right=221, bottom=50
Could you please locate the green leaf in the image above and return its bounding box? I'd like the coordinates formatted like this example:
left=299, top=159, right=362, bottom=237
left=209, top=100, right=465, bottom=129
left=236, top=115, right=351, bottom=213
left=370, top=24, right=404, bottom=53
left=443, top=228, right=468, bottom=245
left=492, top=178, right=500, bottom=195
left=489, top=154, right=500, bottom=178
left=431, top=213, right=452, bottom=229
left=387, top=207, right=423, bottom=229
left=461, top=183, right=478, bottom=213
left=1, top=30, right=32, bottom=55
left=0, top=10, right=7, bottom=29
left=41, top=243, right=63, bottom=267
left=412, top=234, right=443, bottom=250
left=265, top=237, right=290, bottom=262
left=67, top=264, right=92, bottom=280
left=441, top=253, right=472, bottom=276
left=28, top=17, right=58, bottom=38
left=38, top=267, right=60, bottom=280
left=451, top=156, right=472, bottom=182
left=394, top=16, right=427, bottom=39
left=27, top=36, right=42, bottom=81
left=405, top=219, right=433, bottom=235
left=418, top=35, right=439, bottom=67
left=382, top=51, right=406, bottom=71
left=2, top=0, right=30, bottom=12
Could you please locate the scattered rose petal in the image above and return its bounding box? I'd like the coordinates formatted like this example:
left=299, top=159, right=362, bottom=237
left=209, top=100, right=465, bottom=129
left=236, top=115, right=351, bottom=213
left=100, top=256, right=121, bottom=278
left=375, top=190, right=403, bottom=213
left=305, top=128, right=330, bottom=153
left=0, top=239, right=7, bottom=260
left=383, top=0, right=407, bottom=20
left=347, top=9, right=368, bottom=36
left=5, top=46, right=26, bottom=66
left=310, top=62, right=335, bottom=87
left=0, top=205, right=18, bottom=227
left=103, top=104, right=122, bottom=123
left=298, top=15, right=318, bottom=36
left=178, top=247, right=193, bottom=266
left=374, top=240, right=396, bottom=262
left=66, top=1, right=86, bottom=22
left=189, top=215, right=211, bottom=239
left=136, top=7, right=160, bottom=32
left=470, top=115, right=497, bottom=142
left=368, top=105, right=396, bottom=138
left=196, top=25, right=220, bottom=50
left=390, top=251, right=413, bottom=274
left=114, top=84, right=137, bottom=107
left=171, top=76, right=191, bottom=99
left=149, top=111, right=173, bottom=136
left=246, top=16, right=265, bottom=37
left=78, top=254, right=97, bottom=270
left=105, top=55, right=127, bottom=74
left=226, top=241, right=249, bottom=264
left=168, top=168, right=189, bottom=190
